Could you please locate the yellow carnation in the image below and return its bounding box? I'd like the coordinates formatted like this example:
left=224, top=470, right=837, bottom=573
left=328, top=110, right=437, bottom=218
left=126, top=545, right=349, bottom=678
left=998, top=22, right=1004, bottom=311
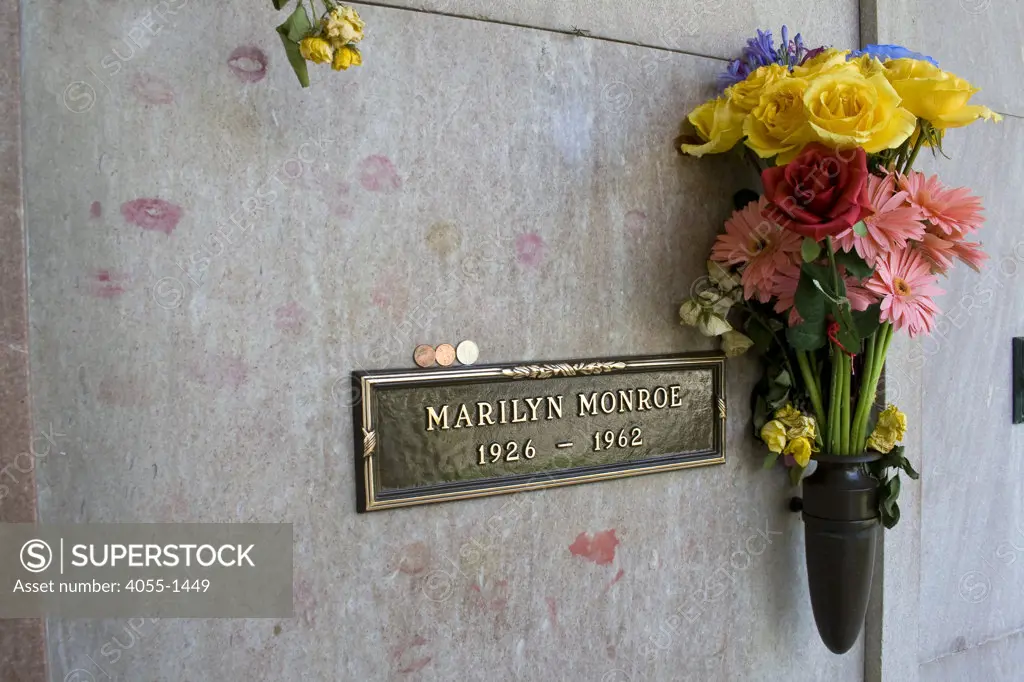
left=332, top=44, right=362, bottom=71
left=791, top=49, right=851, bottom=79
left=802, top=69, right=916, bottom=152
left=883, top=58, right=1002, bottom=129
left=680, top=97, right=745, bottom=157
left=760, top=420, right=788, bottom=455
left=784, top=436, right=813, bottom=467
left=725, top=63, right=790, bottom=112
left=299, top=37, right=334, bottom=64
left=743, top=76, right=812, bottom=163
left=324, top=6, right=365, bottom=43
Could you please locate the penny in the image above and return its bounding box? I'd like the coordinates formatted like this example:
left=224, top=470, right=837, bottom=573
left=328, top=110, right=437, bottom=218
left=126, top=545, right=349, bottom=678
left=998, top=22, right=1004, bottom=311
left=456, top=340, right=479, bottom=365
left=413, top=345, right=436, bottom=368
left=435, top=343, right=457, bottom=367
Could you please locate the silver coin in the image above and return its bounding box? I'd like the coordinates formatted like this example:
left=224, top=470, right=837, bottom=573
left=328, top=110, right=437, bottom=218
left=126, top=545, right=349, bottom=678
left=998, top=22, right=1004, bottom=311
left=456, top=340, right=479, bottom=365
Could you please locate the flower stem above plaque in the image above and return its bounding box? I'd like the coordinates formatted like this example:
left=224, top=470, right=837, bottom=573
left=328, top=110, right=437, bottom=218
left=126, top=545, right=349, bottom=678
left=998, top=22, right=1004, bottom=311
left=352, top=353, right=726, bottom=512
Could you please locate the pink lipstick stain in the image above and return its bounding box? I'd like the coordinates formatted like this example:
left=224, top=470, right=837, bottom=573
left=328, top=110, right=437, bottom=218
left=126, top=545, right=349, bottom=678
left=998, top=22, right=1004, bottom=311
left=121, top=198, right=183, bottom=235
left=395, top=542, right=430, bottom=576
left=228, top=46, right=269, bottom=83
left=89, top=201, right=102, bottom=219
left=624, top=209, right=648, bottom=236
left=274, top=301, right=307, bottom=334
left=358, top=155, right=402, bottom=193
left=604, top=568, right=626, bottom=593
left=391, top=636, right=432, bottom=675
left=90, top=269, right=129, bottom=299
left=568, top=529, right=619, bottom=566
left=130, top=73, right=175, bottom=105
left=189, top=353, right=250, bottom=390
left=515, top=232, right=546, bottom=267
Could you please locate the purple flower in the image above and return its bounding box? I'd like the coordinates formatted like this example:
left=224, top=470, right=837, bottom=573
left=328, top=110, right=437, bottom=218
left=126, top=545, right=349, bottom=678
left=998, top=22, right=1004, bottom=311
left=717, top=26, right=826, bottom=91
left=849, top=44, right=939, bottom=67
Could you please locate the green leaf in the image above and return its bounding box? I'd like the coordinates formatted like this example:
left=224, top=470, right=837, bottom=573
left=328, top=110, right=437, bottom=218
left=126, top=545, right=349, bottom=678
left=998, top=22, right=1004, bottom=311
left=280, top=3, right=313, bottom=42
left=801, top=238, right=822, bottom=263
left=753, top=396, right=770, bottom=434
left=882, top=501, right=901, bottom=529
left=829, top=300, right=860, bottom=351
left=786, top=319, right=827, bottom=351
left=733, top=189, right=759, bottom=211
left=789, top=466, right=803, bottom=487
left=834, top=249, right=874, bottom=279
left=744, top=317, right=774, bottom=354
left=795, top=268, right=827, bottom=322
left=273, top=0, right=290, bottom=9
left=852, top=304, right=882, bottom=340
left=852, top=220, right=868, bottom=237
left=762, top=452, right=780, bottom=469
left=276, top=5, right=313, bottom=88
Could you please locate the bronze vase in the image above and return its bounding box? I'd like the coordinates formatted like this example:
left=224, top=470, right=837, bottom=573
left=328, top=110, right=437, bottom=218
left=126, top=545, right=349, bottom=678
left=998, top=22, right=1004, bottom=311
left=800, top=453, right=881, bottom=654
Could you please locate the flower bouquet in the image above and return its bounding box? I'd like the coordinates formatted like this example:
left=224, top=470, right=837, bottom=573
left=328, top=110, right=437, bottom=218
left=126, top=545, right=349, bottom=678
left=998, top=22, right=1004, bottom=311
left=676, top=28, right=1000, bottom=653
left=272, top=1, right=365, bottom=87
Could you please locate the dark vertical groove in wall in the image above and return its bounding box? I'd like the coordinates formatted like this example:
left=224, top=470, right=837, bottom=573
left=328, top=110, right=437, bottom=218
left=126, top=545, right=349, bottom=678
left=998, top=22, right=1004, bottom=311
left=0, top=0, right=46, bottom=680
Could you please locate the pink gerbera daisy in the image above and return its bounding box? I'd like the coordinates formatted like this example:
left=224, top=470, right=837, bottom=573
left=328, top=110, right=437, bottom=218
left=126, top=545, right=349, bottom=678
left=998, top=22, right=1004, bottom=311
left=834, top=173, right=925, bottom=266
left=865, top=248, right=944, bottom=338
left=916, top=226, right=989, bottom=274
left=711, top=197, right=801, bottom=303
left=899, top=171, right=985, bottom=236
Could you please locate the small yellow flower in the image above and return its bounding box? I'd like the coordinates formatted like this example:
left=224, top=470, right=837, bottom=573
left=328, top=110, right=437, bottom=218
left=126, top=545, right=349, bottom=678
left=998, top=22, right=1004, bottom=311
left=300, top=37, right=334, bottom=64
left=725, top=63, right=790, bottom=112
left=791, top=48, right=851, bottom=79
left=323, top=6, right=365, bottom=43
left=784, top=436, right=813, bottom=467
left=680, top=97, right=746, bottom=157
left=774, top=404, right=816, bottom=440
left=867, top=405, right=907, bottom=453
left=847, top=53, right=886, bottom=77
left=802, top=69, right=917, bottom=152
left=883, top=59, right=1002, bottom=129
left=743, top=76, right=813, bottom=163
left=332, top=44, right=362, bottom=71
left=761, top=420, right=788, bottom=454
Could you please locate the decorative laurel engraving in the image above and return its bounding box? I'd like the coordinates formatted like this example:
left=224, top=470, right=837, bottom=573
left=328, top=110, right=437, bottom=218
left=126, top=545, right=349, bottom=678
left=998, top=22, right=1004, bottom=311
left=363, top=428, right=377, bottom=459
left=501, top=361, right=627, bottom=380
left=718, top=399, right=727, bottom=421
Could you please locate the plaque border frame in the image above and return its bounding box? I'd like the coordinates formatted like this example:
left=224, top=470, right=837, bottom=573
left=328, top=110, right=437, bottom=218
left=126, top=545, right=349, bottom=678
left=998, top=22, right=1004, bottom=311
left=353, top=352, right=726, bottom=512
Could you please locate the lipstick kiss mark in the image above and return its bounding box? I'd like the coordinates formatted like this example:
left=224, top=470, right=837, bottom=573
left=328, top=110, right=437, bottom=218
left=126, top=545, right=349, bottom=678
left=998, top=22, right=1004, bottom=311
left=90, top=201, right=102, bottom=219
left=121, top=198, right=183, bottom=235
left=130, top=73, right=175, bottom=105
left=358, top=155, right=402, bottom=193
left=515, top=232, right=546, bottom=267
left=228, top=46, right=269, bottom=83
left=90, top=269, right=129, bottom=299
left=568, top=529, right=619, bottom=566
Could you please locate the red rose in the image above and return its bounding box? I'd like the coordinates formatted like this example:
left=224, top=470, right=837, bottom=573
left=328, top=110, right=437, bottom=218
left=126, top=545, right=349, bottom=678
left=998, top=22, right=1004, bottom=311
left=761, top=144, right=871, bottom=241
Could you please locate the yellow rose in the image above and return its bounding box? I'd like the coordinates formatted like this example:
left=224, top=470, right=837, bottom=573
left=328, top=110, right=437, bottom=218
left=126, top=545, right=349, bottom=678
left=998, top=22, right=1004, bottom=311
left=725, top=64, right=790, bottom=112
left=323, top=6, right=365, bottom=43
left=774, top=404, right=802, bottom=425
left=299, top=37, right=334, bottom=64
left=867, top=405, right=907, bottom=453
left=784, top=436, right=813, bottom=467
left=791, top=49, right=851, bottom=78
left=760, top=420, right=788, bottom=454
left=721, top=330, right=754, bottom=357
left=847, top=53, right=886, bottom=77
left=680, top=97, right=745, bottom=157
left=802, top=70, right=916, bottom=152
left=743, top=76, right=812, bottom=163
left=332, top=44, right=362, bottom=71
left=883, top=58, right=1002, bottom=129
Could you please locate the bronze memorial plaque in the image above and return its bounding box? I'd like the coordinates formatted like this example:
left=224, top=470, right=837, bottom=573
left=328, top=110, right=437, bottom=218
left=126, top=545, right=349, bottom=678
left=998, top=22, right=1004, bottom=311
left=352, top=353, right=726, bottom=512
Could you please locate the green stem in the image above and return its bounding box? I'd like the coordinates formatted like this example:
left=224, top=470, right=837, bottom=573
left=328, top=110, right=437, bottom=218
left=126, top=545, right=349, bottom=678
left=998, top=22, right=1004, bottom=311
left=840, top=353, right=851, bottom=456
left=851, top=330, right=877, bottom=449
left=901, top=122, right=926, bottom=175
left=796, top=350, right=827, bottom=434
left=828, top=348, right=842, bottom=454
left=852, top=323, right=894, bottom=451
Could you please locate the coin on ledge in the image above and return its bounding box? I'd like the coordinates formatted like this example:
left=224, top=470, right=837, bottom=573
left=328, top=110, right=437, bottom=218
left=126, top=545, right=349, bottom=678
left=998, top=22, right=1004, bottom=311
left=435, top=343, right=457, bottom=367
left=413, top=345, right=436, bottom=368
left=456, top=340, right=479, bottom=365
